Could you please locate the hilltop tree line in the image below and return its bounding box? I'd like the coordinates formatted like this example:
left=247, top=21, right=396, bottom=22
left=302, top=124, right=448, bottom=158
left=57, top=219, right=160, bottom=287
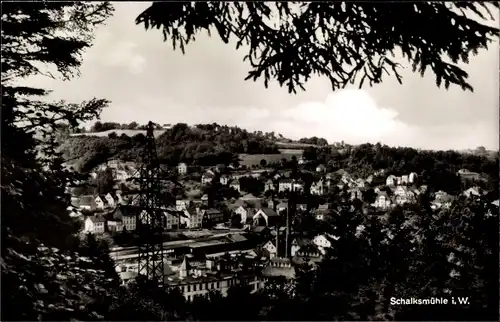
left=62, top=123, right=280, bottom=171
left=298, top=136, right=329, bottom=146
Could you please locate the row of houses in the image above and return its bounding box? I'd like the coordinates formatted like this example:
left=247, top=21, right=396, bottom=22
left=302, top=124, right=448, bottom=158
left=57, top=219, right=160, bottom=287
left=262, top=233, right=336, bottom=260
left=75, top=192, right=124, bottom=211
left=84, top=206, right=226, bottom=234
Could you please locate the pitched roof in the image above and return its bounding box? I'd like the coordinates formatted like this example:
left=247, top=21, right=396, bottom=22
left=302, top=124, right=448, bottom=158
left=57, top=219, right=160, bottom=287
left=377, top=192, right=389, bottom=198
left=259, top=207, right=278, bottom=217
left=114, top=206, right=140, bottom=219
left=227, top=234, right=247, bottom=243
left=79, top=195, right=96, bottom=206
left=292, top=237, right=313, bottom=247
left=261, top=261, right=296, bottom=279
left=184, top=207, right=199, bottom=218
left=276, top=202, right=288, bottom=208
left=241, top=193, right=259, bottom=200
left=317, top=204, right=330, bottom=211
left=90, top=214, right=106, bottom=223
left=97, top=194, right=110, bottom=205
left=164, top=261, right=175, bottom=276
left=179, top=256, right=190, bottom=272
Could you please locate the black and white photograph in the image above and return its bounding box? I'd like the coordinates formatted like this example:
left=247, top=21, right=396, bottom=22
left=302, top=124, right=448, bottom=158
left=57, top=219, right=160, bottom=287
left=2, top=1, right=499, bottom=321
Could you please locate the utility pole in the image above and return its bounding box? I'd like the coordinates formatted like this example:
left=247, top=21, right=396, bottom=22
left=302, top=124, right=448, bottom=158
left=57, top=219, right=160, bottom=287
left=285, top=179, right=296, bottom=259
left=135, top=121, right=166, bottom=287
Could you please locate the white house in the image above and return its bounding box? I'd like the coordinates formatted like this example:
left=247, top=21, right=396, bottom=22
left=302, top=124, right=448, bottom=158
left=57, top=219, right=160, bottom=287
left=200, top=208, right=224, bottom=224
left=182, top=208, right=204, bottom=228
left=79, top=195, right=97, bottom=211
left=291, top=238, right=321, bottom=258
left=313, top=234, right=334, bottom=254
left=177, top=162, right=188, bottom=175
left=176, top=199, right=191, bottom=211
left=293, top=180, right=305, bottom=192
left=95, top=195, right=108, bottom=210
left=107, top=218, right=123, bottom=232
left=262, top=240, right=277, bottom=258
left=105, top=193, right=120, bottom=208
left=386, top=175, right=398, bottom=186
left=409, top=172, right=418, bottom=183
left=229, top=179, right=241, bottom=193
left=201, top=171, right=215, bottom=185
left=372, top=192, right=392, bottom=210
left=264, top=179, right=275, bottom=192
left=253, top=208, right=279, bottom=227
left=310, top=179, right=325, bottom=195
left=220, top=175, right=230, bottom=185
left=84, top=215, right=106, bottom=234
left=113, top=206, right=138, bottom=231
left=278, top=179, right=293, bottom=192
left=348, top=188, right=363, bottom=201
left=234, top=205, right=254, bottom=224
left=164, top=210, right=180, bottom=230
left=393, top=186, right=415, bottom=205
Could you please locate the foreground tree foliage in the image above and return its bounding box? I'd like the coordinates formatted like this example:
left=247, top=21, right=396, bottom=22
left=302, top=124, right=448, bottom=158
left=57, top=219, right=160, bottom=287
left=1, top=2, right=117, bottom=320
left=293, top=197, right=499, bottom=321
left=136, top=2, right=499, bottom=93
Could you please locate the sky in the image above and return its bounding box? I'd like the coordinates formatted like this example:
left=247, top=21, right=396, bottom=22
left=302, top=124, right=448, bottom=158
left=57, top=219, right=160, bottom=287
left=23, top=2, right=499, bottom=151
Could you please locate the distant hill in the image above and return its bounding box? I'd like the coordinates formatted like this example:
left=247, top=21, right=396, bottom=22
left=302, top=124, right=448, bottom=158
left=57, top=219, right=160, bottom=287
left=62, top=123, right=288, bottom=171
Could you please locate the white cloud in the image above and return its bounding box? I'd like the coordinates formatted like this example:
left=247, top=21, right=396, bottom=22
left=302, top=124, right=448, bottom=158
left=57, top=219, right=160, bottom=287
left=101, top=41, right=146, bottom=75
left=281, top=89, right=408, bottom=142
left=84, top=29, right=147, bottom=75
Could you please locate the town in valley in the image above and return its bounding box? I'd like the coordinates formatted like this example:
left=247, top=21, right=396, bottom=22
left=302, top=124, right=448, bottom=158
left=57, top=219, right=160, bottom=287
left=65, top=121, right=499, bottom=303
